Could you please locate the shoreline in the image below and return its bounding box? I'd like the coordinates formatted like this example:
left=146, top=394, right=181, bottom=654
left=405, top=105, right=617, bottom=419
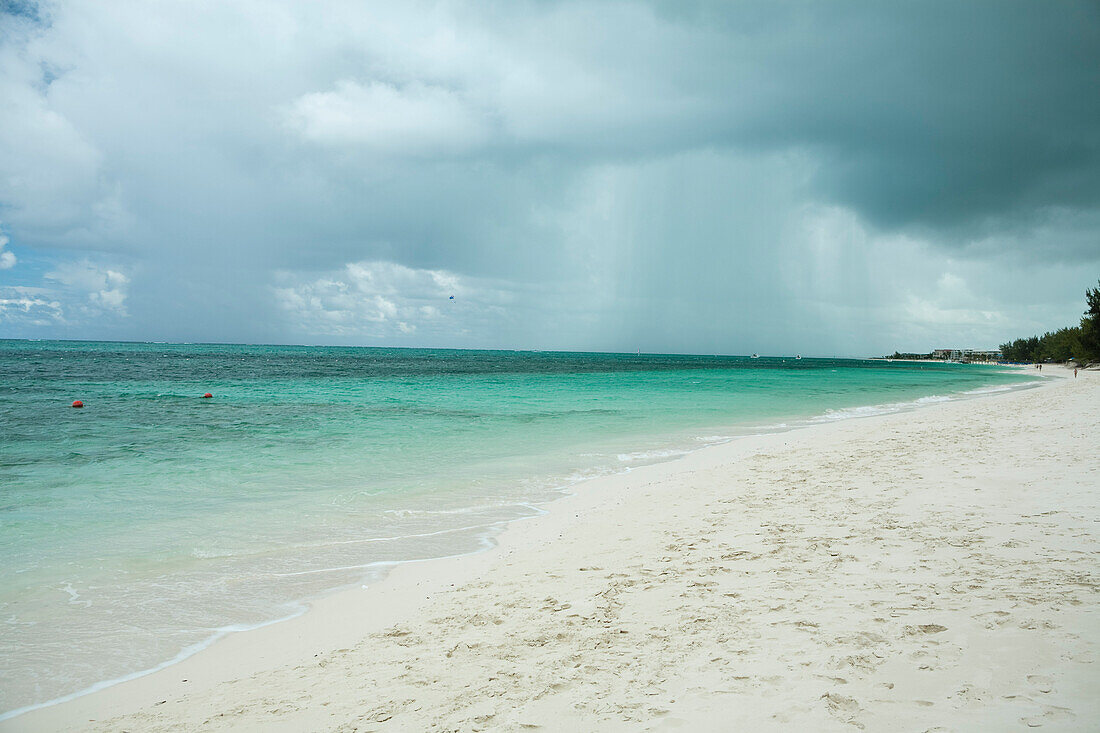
left=0, top=367, right=1041, bottom=721
left=7, top=367, right=1095, bottom=731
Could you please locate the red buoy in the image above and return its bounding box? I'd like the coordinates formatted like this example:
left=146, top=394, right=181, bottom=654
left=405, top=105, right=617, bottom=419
left=202, top=393, right=213, bottom=399
left=72, top=400, right=84, bottom=408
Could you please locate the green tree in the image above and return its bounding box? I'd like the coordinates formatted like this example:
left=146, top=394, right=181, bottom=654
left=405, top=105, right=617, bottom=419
left=1080, top=279, right=1100, bottom=361
left=1035, top=327, right=1083, bottom=362
left=1000, top=335, right=1040, bottom=362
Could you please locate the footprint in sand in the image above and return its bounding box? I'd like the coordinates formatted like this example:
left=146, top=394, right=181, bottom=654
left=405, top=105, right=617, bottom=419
left=1023, top=704, right=1075, bottom=727
left=1027, top=674, right=1054, bottom=693
left=905, top=623, right=948, bottom=635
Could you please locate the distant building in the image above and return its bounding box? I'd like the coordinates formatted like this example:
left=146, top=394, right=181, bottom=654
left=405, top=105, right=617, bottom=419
left=888, top=348, right=1003, bottom=362
left=962, top=349, right=1003, bottom=362
left=930, top=348, right=1002, bottom=362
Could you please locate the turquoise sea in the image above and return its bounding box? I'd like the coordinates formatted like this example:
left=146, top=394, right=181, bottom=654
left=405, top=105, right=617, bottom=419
left=0, top=341, right=1037, bottom=716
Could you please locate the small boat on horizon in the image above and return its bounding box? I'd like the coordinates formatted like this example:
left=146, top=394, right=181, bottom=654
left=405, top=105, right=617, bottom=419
left=796, top=354, right=802, bottom=360
left=751, top=353, right=759, bottom=359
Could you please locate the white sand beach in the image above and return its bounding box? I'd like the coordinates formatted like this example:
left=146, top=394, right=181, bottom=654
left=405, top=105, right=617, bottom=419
left=7, top=369, right=1098, bottom=732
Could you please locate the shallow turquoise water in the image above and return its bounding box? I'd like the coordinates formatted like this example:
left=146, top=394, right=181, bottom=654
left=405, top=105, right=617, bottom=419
left=0, top=341, right=1035, bottom=714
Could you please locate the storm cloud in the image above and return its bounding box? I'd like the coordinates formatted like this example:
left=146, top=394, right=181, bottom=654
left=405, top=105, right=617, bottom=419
left=0, top=0, right=1097, bottom=354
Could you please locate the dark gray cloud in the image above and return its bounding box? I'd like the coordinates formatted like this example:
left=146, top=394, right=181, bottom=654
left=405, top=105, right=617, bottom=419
left=0, top=0, right=1097, bottom=352
left=592, top=1, right=1100, bottom=234
left=779, top=3, right=1100, bottom=234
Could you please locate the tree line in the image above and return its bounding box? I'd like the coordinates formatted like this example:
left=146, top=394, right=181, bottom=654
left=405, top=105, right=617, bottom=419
left=999, top=280, right=1100, bottom=363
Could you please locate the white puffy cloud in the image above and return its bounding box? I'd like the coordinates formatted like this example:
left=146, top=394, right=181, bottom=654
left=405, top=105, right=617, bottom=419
left=0, top=233, right=15, bottom=270
left=45, top=260, right=130, bottom=315
left=0, top=24, right=116, bottom=245
left=274, top=260, right=507, bottom=341
left=0, top=230, right=131, bottom=332
left=0, top=287, right=63, bottom=326
left=285, top=81, right=490, bottom=154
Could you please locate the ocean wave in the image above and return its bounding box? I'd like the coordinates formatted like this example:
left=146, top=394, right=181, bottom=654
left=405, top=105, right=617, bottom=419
left=813, top=395, right=951, bottom=421
left=809, top=380, right=1038, bottom=424
left=961, top=384, right=1019, bottom=395
left=381, top=502, right=545, bottom=519
left=616, top=448, right=693, bottom=463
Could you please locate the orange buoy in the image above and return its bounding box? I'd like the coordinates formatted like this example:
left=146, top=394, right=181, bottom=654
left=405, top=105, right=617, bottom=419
left=72, top=400, right=84, bottom=408
left=202, top=393, right=213, bottom=399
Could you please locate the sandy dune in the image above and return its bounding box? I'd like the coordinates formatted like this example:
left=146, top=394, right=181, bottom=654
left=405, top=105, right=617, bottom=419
left=7, top=370, right=1098, bottom=732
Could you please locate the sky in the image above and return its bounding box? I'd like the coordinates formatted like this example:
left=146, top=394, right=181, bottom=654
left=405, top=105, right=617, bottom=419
left=0, top=0, right=1098, bottom=356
